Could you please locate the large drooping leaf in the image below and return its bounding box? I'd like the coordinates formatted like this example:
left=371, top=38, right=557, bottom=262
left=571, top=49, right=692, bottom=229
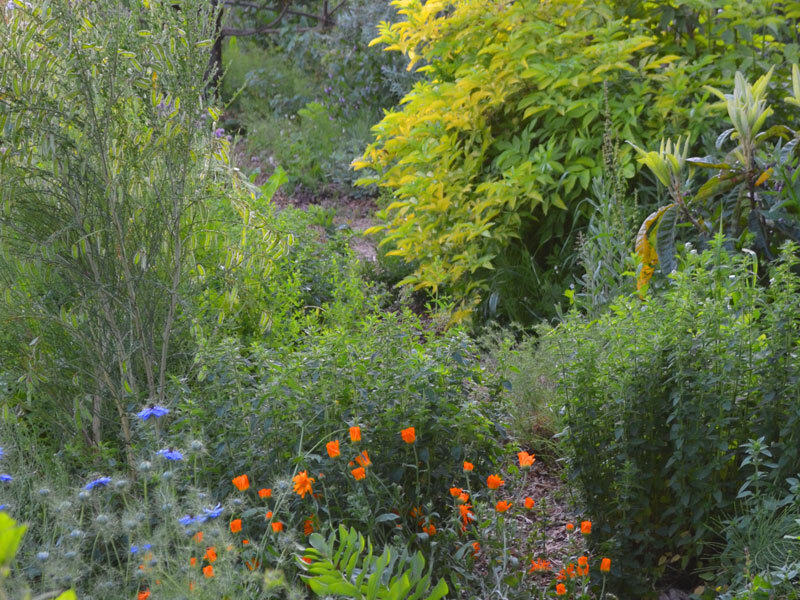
left=635, top=203, right=675, bottom=292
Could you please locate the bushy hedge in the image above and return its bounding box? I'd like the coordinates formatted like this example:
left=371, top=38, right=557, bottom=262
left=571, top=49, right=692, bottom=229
left=356, top=0, right=798, bottom=322
left=549, top=237, right=800, bottom=592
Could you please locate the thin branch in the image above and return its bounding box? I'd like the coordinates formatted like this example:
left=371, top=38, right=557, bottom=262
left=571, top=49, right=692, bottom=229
left=221, top=0, right=290, bottom=36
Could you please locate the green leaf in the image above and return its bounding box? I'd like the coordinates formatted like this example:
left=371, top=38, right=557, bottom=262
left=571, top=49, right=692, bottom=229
left=655, top=204, right=678, bottom=275
left=0, top=511, right=27, bottom=568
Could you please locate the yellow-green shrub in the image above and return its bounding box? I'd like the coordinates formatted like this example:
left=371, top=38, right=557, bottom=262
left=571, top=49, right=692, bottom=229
left=355, top=0, right=795, bottom=322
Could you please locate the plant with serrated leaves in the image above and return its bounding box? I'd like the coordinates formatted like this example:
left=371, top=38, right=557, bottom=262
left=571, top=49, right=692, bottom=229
left=299, top=525, right=448, bottom=600
left=630, top=66, right=800, bottom=292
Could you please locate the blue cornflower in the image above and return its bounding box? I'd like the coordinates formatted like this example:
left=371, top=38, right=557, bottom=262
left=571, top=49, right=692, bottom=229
left=178, top=515, right=195, bottom=526
left=84, top=476, right=111, bottom=490
left=0, top=504, right=6, bottom=510
left=214, top=127, right=225, bottom=138
left=0, top=474, right=12, bottom=482
left=0, top=447, right=4, bottom=457
left=130, top=545, right=139, bottom=554
left=136, top=405, right=169, bottom=420
left=157, top=448, right=183, bottom=461
left=203, top=503, right=223, bottom=520
left=131, top=543, right=152, bottom=554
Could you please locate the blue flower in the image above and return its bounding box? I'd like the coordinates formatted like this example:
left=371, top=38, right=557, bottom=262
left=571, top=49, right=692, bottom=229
left=214, top=128, right=225, bottom=138
left=202, top=503, right=223, bottom=520
left=157, top=448, right=183, bottom=461
left=130, top=545, right=139, bottom=554
left=136, top=405, right=169, bottom=420
left=131, top=543, right=152, bottom=554
left=0, top=447, right=4, bottom=458
left=178, top=515, right=195, bottom=526
left=84, top=476, right=111, bottom=490
left=0, top=504, right=6, bottom=510
left=0, top=474, right=12, bottom=482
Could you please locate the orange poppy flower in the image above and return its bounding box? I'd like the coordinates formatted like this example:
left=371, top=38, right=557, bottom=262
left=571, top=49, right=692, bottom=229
left=410, top=506, right=423, bottom=518
left=193, top=531, right=203, bottom=543
left=326, top=440, right=340, bottom=458
left=518, top=451, right=535, bottom=468
left=581, top=520, right=592, bottom=534
left=529, top=558, right=551, bottom=573
left=422, top=523, right=436, bottom=536
left=524, top=497, right=535, bottom=509
left=258, top=488, right=271, bottom=499
left=463, top=461, right=474, bottom=472
left=457, top=492, right=469, bottom=503
left=245, top=559, right=261, bottom=571
left=486, top=474, right=504, bottom=490
left=203, top=564, right=214, bottom=578
left=242, top=539, right=249, bottom=545
left=459, top=503, right=475, bottom=526
left=138, top=589, right=150, bottom=600
left=556, top=583, right=566, bottom=596
left=566, top=522, right=575, bottom=532
left=401, top=427, right=416, bottom=444
left=230, top=519, right=242, bottom=533
left=351, top=466, right=366, bottom=480
left=471, top=541, right=480, bottom=556
left=189, top=556, right=196, bottom=566
left=495, top=500, right=512, bottom=513
left=600, top=557, right=611, bottom=572
left=232, top=474, right=250, bottom=491
left=450, top=487, right=462, bottom=497
left=203, top=547, right=217, bottom=563
left=349, top=426, right=361, bottom=442
left=354, top=450, right=371, bottom=468
left=266, top=511, right=273, bottom=519
left=271, top=521, right=284, bottom=532
left=292, top=470, right=315, bottom=498
left=303, top=519, right=314, bottom=536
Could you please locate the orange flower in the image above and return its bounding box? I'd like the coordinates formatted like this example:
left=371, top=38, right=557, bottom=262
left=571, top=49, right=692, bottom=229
left=204, top=547, right=217, bottom=563
left=189, top=556, right=196, bottom=566
left=354, top=450, right=371, bottom=468
left=303, top=519, right=314, bottom=536
left=230, top=519, right=242, bottom=533
left=326, top=440, right=340, bottom=458
left=351, top=466, right=366, bottom=480
left=556, top=583, right=566, bottom=596
left=245, top=559, right=261, bottom=571
left=495, top=500, right=512, bottom=513
left=518, top=451, right=535, bottom=468
left=529, top=558, right=551, bottom=573
left=524, top=497, right=535, bottom=509
left=580, top=520, right=592, bottom=534
left=422, top=523, right=436, bottom=536
left=566, top=522, right=575, bottom=532
left=463, top=461, right=474, bottom=472
left=459, top=503, right=475, bottom=526
left=203, top=564, right=214, bottom=578
left=292, top=470, right=315, bottom=498
left=138, top=589, right=151, bottom=600
left=242, top=539, right=249, bottom=545
left=401, top=427, right=416, bottom=444
left=232, top=474, right=250, bottom=491
left=450, top=486, right=462, bottom=497
left=600, top=557, right=611, bottom=572
left=577, top=555, right=589, bottom=576
left=486, top=474, right=504, bottom=490
left=349, top=426, right=361, bottom=442
left=471, top=541, right=480, bottom=556
left=457, top=492, right=470, bottom=503
left=193, top=531, right=203, bottom=543
left=258, top=488, right=271, bottom=499
left=410, top=506, right=423, bottom=518
left=266, top=510, right=273, bottom=519
left=301, top=556, right=312, bottom=564
left=189, top=581, right=194, bottom=592
left=271, top=521, right=284, bottom=532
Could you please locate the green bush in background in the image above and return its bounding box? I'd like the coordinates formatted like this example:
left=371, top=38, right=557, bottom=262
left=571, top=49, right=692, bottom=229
left=549, top=237, right=800, bottom=593
left=356, top=0, right=799, bottom=323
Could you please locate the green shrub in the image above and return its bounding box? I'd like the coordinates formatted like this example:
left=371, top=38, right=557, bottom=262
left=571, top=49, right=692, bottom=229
left=356, top=0, right=798, bottom=323
left=548, top=236, right=800, bottom=592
